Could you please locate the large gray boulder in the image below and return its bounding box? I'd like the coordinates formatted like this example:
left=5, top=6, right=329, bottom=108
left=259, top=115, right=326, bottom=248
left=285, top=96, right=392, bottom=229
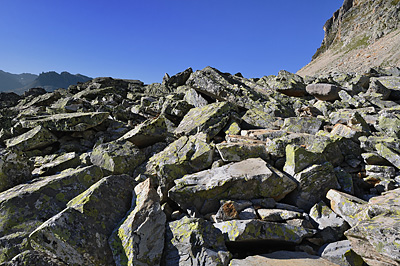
left=29, top=174, right=137, bottom=266
left=345, top=188, right=400, bottom=266
left=146, top=134, right=214, bottom=198
left=326, top=189, right=368, bottom=227
left=119, top=115, right=173, bottom=148
left=90, top=139, right=146, bottom=175
left=0, top=166, right=103, bottom=263
left=174, top=101, right=232, bottom=139
left=306, top=83, right=341, bottom=101
left=109, top=178, right=166, bottom=266
left=288, top=162, right=340, bottom=211
left=169, top=158, right=297, bottom=215
left=164, top=216, right=231, bottom=266
left=186, top=66, right=272, bottom=109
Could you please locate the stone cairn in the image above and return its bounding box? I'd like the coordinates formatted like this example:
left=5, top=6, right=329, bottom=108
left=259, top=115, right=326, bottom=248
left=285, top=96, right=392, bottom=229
left=1, top=66, right=400, bottom=265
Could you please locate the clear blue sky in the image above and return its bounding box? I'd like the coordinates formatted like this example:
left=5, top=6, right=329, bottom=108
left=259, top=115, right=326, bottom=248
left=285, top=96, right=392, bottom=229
left=1, top=0, right=343, bottom=84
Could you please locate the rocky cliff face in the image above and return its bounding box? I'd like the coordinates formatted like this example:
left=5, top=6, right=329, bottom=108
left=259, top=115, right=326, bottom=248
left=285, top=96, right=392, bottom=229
left=1, top=66, right=400, bottom=265
left=298, top=0, right=400, bottom=76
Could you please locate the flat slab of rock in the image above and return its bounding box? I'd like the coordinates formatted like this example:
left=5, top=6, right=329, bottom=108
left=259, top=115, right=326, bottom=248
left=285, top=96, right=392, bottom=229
left=214, top=219, right=315, bottom=244
left=257, top=208, right=304, bottom=222
left=174, top=101, right=232, bottom=139
left=306, top=84, right=341, bottom=101
left=32, top=152, right=81, bottom=176
left=169, top=158, right=297, bottom=214
left=20, top=112, right=109, bottom=131
left=230, top=251, right=339, bottom=266
left=5, top=125, right=57, bottom=151
left=119, top=115, right=172, bottom=148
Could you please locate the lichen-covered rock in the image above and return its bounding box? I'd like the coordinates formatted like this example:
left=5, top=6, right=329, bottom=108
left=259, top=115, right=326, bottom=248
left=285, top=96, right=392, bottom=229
left=164, top=216, right=231, bottom=266
left=4, top=126, right=57, bottom=151
left=320, top=240, right=366, bottom=266
left=365, top=165, right=396, bottom=181
left=283, top=145, right=324, bottom=176
left=169, top=158, right=297, bottom=214
left=214, top=219, right=315, bottom=244
left=90, top=139, right=146, bottom=175
left=29, top=174, right=137, bottom=266
left=326, top=189, right=368, bottom=227
left=282, top=117, right=324, bottom=134
left=309, top=201, right=349, bottom=242
left=186, top=66, right=272, bottom=109
left=146, top=134, right=214, bottom=198
left=329, top=124, right=367, bottom=142
left=120, top=115, right=173, bottom=148
left=377, top=111, right=400, bottom=138
left=345, top=215, right=400, bottom=266
left=230, top=251, right=339, bottom=266
left=164, top=67, right=193, bottom=88
left=216, top=142, right=268, bottom=162
left=182, top=87, right=209, bottom=107
left=32, top=152, right=81, bottom=176
left=375, top=142, right=400, bottom=169
left=329, top=111, right=370, bottom=133
left=0, top=250, right=67, bottom=266
left=0, top=149, right=33, bottom=193
left=257, top=209, right=304, bottom=222
left=361, top=152, right=390, bottom=165
left=288, top=162, right=340, bottom=211
left=109, top=178, right=166, bottom=266
left=241, top=108, right=277, bottom=129
left=267, top=70, right=307, bottom=97
left=20, top=112, right=109, bottom=131
left=174, top=101, right=232, bottom=139
left=306, top=83, right=341, bottom=101
left=0, top=166, right=103, bottom=262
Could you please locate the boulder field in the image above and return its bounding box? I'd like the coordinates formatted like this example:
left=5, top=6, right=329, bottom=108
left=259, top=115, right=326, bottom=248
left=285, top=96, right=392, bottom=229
left=1, top=66, right=400, bottom=265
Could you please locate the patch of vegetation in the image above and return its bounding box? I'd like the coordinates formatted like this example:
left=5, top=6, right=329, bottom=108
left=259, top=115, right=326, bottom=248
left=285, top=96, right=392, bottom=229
left=344, top=35, right=370, bottom=53
left=391, top=0, right=400, bottom=6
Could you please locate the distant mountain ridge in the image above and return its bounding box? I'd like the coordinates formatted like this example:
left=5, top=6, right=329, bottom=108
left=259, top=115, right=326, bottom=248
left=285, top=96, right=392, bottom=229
left=0, top=70, right=92, bottom=94
left=0, top=71, right=37, bottom=92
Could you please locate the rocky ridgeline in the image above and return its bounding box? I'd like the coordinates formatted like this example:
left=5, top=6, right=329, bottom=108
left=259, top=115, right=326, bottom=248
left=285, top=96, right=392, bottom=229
left=1, top=66, right=400, bottom=265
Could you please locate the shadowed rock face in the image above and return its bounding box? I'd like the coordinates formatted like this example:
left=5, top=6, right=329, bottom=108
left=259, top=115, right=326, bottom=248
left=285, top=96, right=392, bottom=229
left=298, top=0, right=400, bottom=76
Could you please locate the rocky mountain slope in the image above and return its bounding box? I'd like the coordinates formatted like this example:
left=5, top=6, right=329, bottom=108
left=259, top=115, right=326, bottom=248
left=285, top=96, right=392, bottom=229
left=1, top=66, right=400, bottom=265
left=0, top=71, right=91, bottom=94
left=298, top=0, right=400, bottom=76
